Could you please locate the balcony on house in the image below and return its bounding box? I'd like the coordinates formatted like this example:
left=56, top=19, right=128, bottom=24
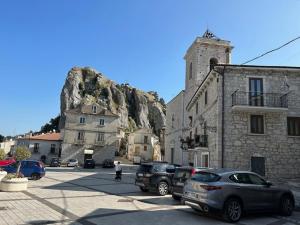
left=95, top=140, right=105, bottom=146
left=183, top=135, right=208, bottom=150
left=232, top=91, right=288, bottom=112
left=74, top=138, right=85, bottom=145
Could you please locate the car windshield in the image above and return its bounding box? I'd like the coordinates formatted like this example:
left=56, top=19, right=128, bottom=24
left=69, top=159, right=76, bottom=162
left=191, top=172, right=220, bottom=182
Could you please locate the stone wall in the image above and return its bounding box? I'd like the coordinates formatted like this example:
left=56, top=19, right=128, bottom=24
left=223, top=67, right=300, bottom=179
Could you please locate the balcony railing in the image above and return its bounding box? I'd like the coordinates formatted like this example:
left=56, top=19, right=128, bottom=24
left=194, top=135, right=208, bottom=148
left=232, top=91, right=288, bottom=108
left=182, top=135, right=208, bottom=149
left=95, top=140, right=105, bottom=146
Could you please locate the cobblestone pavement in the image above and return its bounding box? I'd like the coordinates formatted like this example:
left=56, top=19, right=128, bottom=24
left=0, top=165, right=299, bottom=225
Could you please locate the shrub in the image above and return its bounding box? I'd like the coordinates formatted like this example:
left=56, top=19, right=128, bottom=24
left=0, top=148, right=6, bottom=160
left=4, top=173, right=24, bottom=180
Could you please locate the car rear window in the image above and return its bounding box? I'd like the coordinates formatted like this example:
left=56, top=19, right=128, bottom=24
left=174, top=169, right=192, bottom=179
left=191, top=172, right=220, bottom=182
left=137, top=165, right=153, bottom=173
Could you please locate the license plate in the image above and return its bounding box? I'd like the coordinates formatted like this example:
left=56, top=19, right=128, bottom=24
left=176, top=182, right=184, bottom=186
left=137, top=173, right=143, bottom=177
left=186, top=192, right=199, bottom=199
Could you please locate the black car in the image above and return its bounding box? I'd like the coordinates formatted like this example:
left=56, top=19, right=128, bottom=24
left=171, top=166, right=208, bottom=200
left=84, top=159, right=95, bottom=169
left=135, top=162, right=177, bottom=196
left=102, top=159, right=115, bottom=168
left=50, top=158, right=61, bottom=167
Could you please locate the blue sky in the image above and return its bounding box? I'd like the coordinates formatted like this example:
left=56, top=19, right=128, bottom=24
left=1, top=0, right=300, bottom=136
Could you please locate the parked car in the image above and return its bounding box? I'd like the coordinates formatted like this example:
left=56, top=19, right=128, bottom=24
left=171, top=166, right=208, bottom=200
left=67, top=159, right=78, bottom=167
left=50, top=158, right=61, bottom=167
left=0, top=157, right=16, bottom=167
left=84, top=159, right=95, bottom=169
left=1, top=160, right=45, bottom=180
left=182, top=169, right=295, bottom=223
left=135, top=162, right=177, bottom=196
left=102, top=159, right=115, bottom=168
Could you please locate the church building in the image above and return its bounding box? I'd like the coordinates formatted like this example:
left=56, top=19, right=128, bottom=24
left=165, top=30, right=300, bottom=179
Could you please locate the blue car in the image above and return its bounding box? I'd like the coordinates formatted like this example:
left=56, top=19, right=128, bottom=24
left=1, top=160, right=46, bottom=180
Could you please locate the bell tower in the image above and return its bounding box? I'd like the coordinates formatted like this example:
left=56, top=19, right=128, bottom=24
left=184, top=30, right=233, bottom=102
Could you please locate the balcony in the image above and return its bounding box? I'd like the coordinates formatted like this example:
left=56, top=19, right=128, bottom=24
left=181, top=135, right=208, bottom=150
left=74, top=138, right=85, bottom=145
left=95, top=140, right=105, bottom=146
left=232, top=91, right=288, bottom=112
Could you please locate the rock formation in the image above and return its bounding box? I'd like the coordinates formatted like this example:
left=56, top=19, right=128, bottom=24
left=60, top=67, right=166, bottom=136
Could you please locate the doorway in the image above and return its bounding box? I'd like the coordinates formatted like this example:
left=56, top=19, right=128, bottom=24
left=251, top=156, right=265, bottom=176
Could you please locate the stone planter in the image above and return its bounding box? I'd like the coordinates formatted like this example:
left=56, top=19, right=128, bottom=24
left=0, top=178, right=28, bottom=192
left=0, top=171, right=7, bottom=181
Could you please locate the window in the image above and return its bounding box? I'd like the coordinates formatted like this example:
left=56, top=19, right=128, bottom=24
left=99, top=118, right=105, bottom=126
left=250, top=115, right=264, bottom=134
left=79, top=117, right=86, bottom=124
left=77, top=131, right=84, bottom=140
left=50, top=144, right=56, bottom=154
left=287, top=117, right=300, bottom=136
left=209, top=58, right=218, bottom=70
left=144, top=136, right=148, bottom=144
left=171, top=114, right=175, bottom=128
left=248, top=174, right=266, bottom=185
left=249, top=78, right=263, bottom=106
left=33, top=143, right=39, bottom=153
left=144, top=146, right=147, bottom=151
left=189, top=62, right=193, bottom=80
left=205, top=91, right=208, bottom=105
left=97, top=133, right=104, bottom=142
left=196, top=102, right=199, bottom=114
left=229, top=173, right=252, bottom=184
left=92, top=105, right=97, bottom=114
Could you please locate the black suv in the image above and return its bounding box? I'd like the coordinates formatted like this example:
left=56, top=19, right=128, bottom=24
left=135, top=162, right=177, bottom=196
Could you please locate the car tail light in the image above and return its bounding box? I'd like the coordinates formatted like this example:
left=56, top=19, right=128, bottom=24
left=200, top=185, right=222, bottom=191
left=38, top=162, right=44, bottom=168
left=191, top=168, right=196, bottom=175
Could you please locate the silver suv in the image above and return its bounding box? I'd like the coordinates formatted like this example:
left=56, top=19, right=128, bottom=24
left=182, top=169, right=295, bottom=223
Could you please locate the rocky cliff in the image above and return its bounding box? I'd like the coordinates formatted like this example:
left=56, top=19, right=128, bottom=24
left=60, top=67, right=166, bottom=135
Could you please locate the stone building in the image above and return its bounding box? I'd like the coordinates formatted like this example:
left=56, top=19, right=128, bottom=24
left=14, top=133, right=62, bottom=164
left=60, top=103, right=122, bottom=164
left=127, top=128, right=161, bottom=162
left=165, top=30, right=300, bottom=179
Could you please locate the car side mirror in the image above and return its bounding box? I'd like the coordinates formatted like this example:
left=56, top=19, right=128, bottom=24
left=265, top=181, right=272, bottom=187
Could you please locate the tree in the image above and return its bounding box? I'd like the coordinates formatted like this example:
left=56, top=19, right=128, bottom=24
left=15, top=146, right=31, bottom=161
left=40, top=115, right=60, bottom=133
left=14, top=146, right=31, bottom=176
left=0, top=149, right=5, bottom=160
left=0, top=134, right=4, bottom=142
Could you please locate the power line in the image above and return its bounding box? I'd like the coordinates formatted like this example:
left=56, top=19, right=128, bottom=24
left=241, top=36, right=300, bottom=65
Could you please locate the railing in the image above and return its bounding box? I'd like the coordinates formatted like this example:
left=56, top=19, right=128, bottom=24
left=194, top=135, right=208, bottom=148
left=95, top=140, right=105, bottom=146
left=232, top=91, right=288, bottom=108
left=74, top=138, right=85, bottom=145
left=182, top=135, right=208, bottom=149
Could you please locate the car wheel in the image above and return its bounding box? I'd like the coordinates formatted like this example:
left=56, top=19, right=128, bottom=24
left=223, top=198, right=242, bottom=223
left=157, top=181, right=169, bottom=196
left=31, top=173, right=40, bottom=180
left=140, top=187, right=148, bottom=192
left=280, top=195, right=294, bottom=216
left=172, top=194, right=181, bottom=200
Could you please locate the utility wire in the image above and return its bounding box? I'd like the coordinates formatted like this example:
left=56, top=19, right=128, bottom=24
left=241, top=36, right=300, bottom=65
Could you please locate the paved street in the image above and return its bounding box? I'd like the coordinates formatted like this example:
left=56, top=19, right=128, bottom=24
left=0, top=165, right=299, bottom=225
